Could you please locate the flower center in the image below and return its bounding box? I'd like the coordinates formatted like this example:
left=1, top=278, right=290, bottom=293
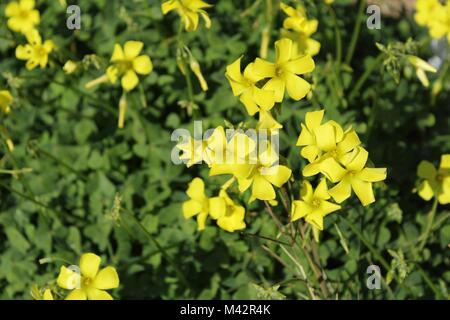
left=82, top=277, right=92, bottom=288
left=35, top=45, right=47, bottom=57
left=330, top=149, right=339, bottom=158
left=116, top=60, right=133, bottom=73
left=275, top=66, right=284, bottom=77
left=19, top=10, right=29, bottom=19
left=312, top=198, right=321, bottom=208
left=436, top=174, right=443, bottom=182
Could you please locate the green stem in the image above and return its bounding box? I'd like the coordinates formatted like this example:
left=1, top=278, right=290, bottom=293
left=345, top=0, right=366, bottom=66
left=418, top=197, right=439, bottom=250
left=121, top=208, right=192, bottom=292
left=340, top=216, right=389, bottom=270
left=0, top=182, right=61, bottom=217
left=348, top=53, right=383, bottom=102
left=32, top=145, right=87, bottom=181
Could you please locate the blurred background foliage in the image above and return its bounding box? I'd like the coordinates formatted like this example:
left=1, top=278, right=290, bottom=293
left=0, top=0, right=449, bottom=299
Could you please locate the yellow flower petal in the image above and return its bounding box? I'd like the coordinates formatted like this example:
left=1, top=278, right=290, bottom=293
left=133, top=55, right=153, bottom=75
left=196, top=211, right=208, bottom=230
left=337, top=130, right=360, bottom=154
left=319, top=200, right=341, bottom=215
left=43, top=289, right=53, bottom=300
left=208, top=196, right=226, bottom=219
left=252, top=175, right=276, bottom=200
left=65, top=289, right=87, bottom=300
left=329, top=178, right=352, bottom=203
left=261, top=165, right=292, bottom=187
left=183, top=199, right=202, bottom=219
left=284, top=72, right=311, bottom=100
left=124, top=41, right=144, bottom=59
left=111, top=44, right=124, bottom=62
left=357, top=168, right=387, bottom=182
left=305, top=109, right=324, bottom=130
left=275, top=38, right=293, bottom=64
left=186, top=177, right=205, bottom=201
left=297, top=124, right=314, bottom=146
left=253, top=58, right=276, bottom=78
left=345, top=147, right=368, bottom=172
left=320, top=157, right=346, bottom=182
left=314, top=124, right=337, bottom=152
left=418, top=180, right=434, bottom=201
left=79, top=253, right=101, bottom=279
left=305, top=212, right=324, bottom=230
left=161, top=0, right=179, bottom=14
left=351, top=178, right=375, bottom=206
left=439, top=154, right=450, bottom=170
left=313, top=178, right=330, bottom=200
left=284, top=55, right=315, bottom=74
left=240, top=92, right=260, bottom=116
left=291, top=200, right=312, bottom=222
left=93, top=266, right=120, bottom=290
left=86, top=288, right=113, bottom=300
left=121, top=70, right=139, bottom=91
left=263, top=77, right=285, bottom=102
left=57, top=266, right=80, bottom=290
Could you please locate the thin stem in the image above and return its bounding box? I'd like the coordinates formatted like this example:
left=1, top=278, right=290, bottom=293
left=345, top=0, right=366, bottom=66
left=0, top=182, right=61, bottom=217
left=0, top=168, right=33, bottom=175
left=418, top=196, right=439, bottom=250
left=32, top=145, right=87, bottom=181
left=121, top=208, right=192, bottom=292
left=348, top=53, right=384, bottom=101
left=240, top=231, right=291, bottom=246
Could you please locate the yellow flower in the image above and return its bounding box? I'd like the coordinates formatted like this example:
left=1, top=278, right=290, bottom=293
left=183, top=177, right=212, bottom=230
left=177, top=126, right=227, bottom=167
left=15, top=29, right=54, bottom=70
left=0, top=90, right=13, bottom=114
left=291, top=179, right=341, bottom=230
left=254, top=38, right=315, bottom=102
left=56, top=253, right=119, bottom=300
left=211, top=140, right=292, bottom=201
left=417, top=155, right=450, bottom=204
left=162, top=0, right=212, bottom=32
left=279, top=4, right=320, bottom=57
left=5, top=0, right=40, bottom=34
left=321, top=147, right=387, bottom=206
left=427, top=3, right=450, bottom=42
left=279, top=3, right=307, bottom=33
left=414, top=0, right=442, bottom=28
left=209, top=190, right=246, bottom=232
left=257, top=110, right=283, bottom=131
left=43, top=289, right=54, bottom=300
left=324, top=0, right=334, bottom=4
left=226, top=56, right=275, bottom=116
left=63, top=60, right=78, bottom=74
left=407, top=55, right=437, bottom=88
left=106, top=41, right=153, bottom=92
left=297, top=110, right=361, bottom=177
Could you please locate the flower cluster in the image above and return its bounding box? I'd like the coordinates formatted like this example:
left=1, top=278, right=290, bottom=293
left=417, top=155, right=450, bottom=205
left=414, top=0, right=450, bottom=43
left=183, top=177, right=246, bottom=232
left=38, top=253, right=120, bottom=300
left=6, top=0, right=54, bottom=70
left=279, top=3, right=321, bottom=57
left=226, top=38, right=315, bottom=129
left=293, top=109, right=387, bottom=229
left=161, top=0, right=212, bottom=32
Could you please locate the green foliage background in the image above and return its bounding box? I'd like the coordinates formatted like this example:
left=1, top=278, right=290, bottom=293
left=0, top=0, right=449, bottom=299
